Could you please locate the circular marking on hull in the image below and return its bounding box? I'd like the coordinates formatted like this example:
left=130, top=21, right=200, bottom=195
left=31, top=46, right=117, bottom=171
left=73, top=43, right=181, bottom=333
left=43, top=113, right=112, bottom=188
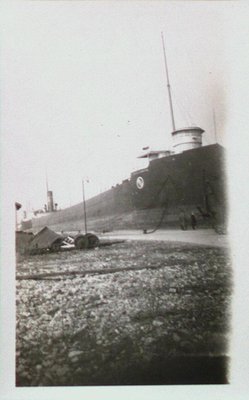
left=136, top=176, right=145, bottom=189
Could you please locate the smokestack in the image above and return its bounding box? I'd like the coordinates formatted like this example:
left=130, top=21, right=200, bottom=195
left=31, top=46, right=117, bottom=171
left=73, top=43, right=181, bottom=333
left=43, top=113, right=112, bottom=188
left=171, top=126, right=204, bottom=154
left=47, top=190, right=54, bottom=212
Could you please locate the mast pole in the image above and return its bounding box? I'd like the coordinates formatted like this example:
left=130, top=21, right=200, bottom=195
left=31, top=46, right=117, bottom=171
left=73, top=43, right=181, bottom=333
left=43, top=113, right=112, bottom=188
left=45, top=168, right=49, bottom=192
left=45, top=170, right=49, bottom=212
left=213, top=108, right=218, bottom=143
left=82, top=179, right=88, bottom=234
left=161, top=32, right=176, bottom=132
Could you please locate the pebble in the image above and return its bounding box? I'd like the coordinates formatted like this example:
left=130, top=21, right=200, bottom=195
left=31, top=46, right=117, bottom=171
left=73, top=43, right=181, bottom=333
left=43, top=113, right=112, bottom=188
left=68, top=350, right=84, bottom=359
left=152, top=320, right=164, bottom=327
left=173, top=333, right=181, bottom=342
left=57, top=366, right=69, bottom=377
left=144, top=337, right=154, bottom=345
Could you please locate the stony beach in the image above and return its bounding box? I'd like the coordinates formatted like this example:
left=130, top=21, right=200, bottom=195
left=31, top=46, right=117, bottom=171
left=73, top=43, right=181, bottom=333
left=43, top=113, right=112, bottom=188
left=16, top=239, right=232, bottom=386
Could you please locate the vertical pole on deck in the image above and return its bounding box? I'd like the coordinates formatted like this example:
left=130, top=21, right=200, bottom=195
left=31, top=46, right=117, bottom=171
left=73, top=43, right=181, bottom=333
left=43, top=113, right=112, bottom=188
left=161, top=32, right=176, bottom=132
left=15, top=207, right=17, bottom=231
left=82, top=179, right=87, bottom=234
left=213, top=109, right=218, bottom=144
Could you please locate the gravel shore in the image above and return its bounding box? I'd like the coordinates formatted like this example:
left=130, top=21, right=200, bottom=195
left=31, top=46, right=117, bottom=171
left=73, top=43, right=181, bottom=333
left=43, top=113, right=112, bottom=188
left=16, top=240, right=232, bottom=386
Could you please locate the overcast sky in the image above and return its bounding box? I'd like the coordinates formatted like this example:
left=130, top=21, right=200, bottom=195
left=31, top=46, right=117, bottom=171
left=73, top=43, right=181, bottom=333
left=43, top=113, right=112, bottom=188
left=0, top=1, right=242, bottom=212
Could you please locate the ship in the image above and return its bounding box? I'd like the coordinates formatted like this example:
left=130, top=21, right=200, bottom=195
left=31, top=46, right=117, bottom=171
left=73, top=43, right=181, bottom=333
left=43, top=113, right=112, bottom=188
left=20, top=34, right=228, bottom=234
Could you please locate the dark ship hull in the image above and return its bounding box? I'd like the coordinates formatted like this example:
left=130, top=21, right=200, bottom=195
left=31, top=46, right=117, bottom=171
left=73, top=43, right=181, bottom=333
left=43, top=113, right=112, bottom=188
left=23, top=143, right=227, bottom=233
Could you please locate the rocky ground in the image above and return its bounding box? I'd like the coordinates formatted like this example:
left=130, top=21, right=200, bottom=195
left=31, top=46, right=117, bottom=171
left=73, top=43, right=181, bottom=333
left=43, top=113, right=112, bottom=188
left=16, top=240, right=232, bottom=386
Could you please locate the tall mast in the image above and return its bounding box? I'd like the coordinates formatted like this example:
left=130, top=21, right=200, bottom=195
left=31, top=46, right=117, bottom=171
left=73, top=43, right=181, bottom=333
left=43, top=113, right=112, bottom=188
left=46, top=171, right=49, bottom=192
left=161, top=32, right=176, bottom=132
left=82, top=179, right=88, bottom=234
left=213, top=108, right=218, bottom=143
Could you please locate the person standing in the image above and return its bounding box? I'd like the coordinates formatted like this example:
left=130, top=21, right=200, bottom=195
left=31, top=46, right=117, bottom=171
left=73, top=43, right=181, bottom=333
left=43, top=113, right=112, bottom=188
left=191, top=212, right=197, bottom=230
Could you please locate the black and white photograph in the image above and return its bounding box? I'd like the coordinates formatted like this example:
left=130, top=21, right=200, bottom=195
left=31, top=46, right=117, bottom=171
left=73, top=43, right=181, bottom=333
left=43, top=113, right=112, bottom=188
left=1, top=1, right=249, bottom=399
